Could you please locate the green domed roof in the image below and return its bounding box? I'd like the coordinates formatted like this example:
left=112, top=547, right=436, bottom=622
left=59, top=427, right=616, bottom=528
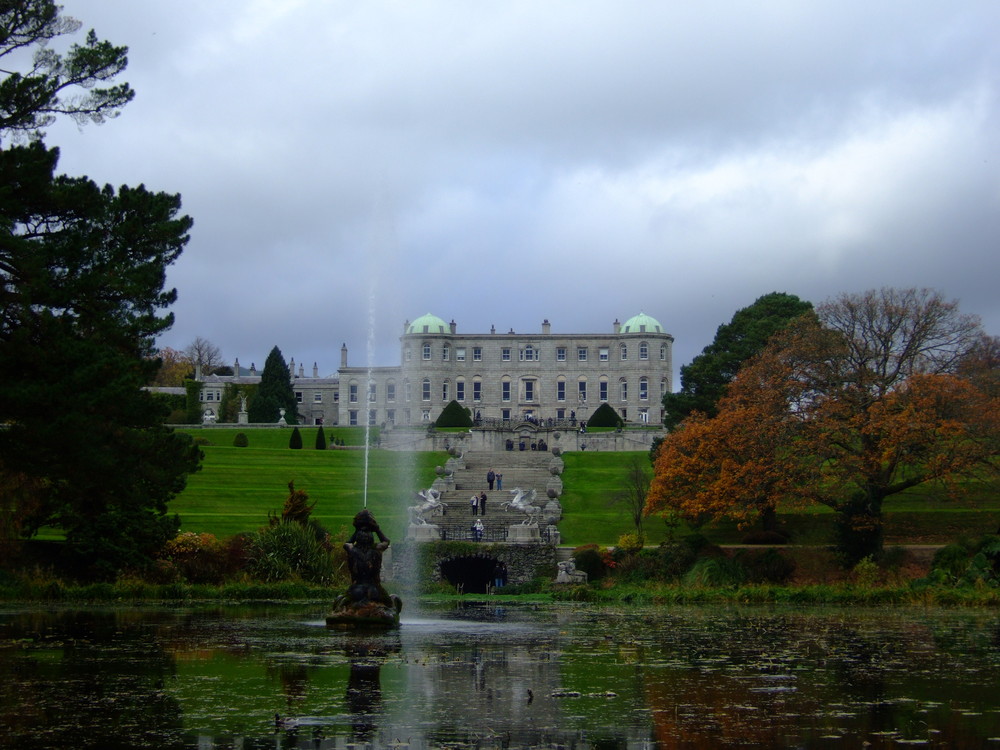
left=621, top=312, right=664, bottom=334
left=406, top=313, right=449, bottom=335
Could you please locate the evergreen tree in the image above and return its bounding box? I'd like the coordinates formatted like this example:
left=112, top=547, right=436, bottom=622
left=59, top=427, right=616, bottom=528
left=435, top=400, right=473, bottom=428
left=588, top=402, right=624, bottom=428
left=289, top=427, right=303, bottom=449
left=315, top=426, right=327, bottom=450
left=663, top=292, right=812, bottom=429
left=248, top=346, right=298, bottom=424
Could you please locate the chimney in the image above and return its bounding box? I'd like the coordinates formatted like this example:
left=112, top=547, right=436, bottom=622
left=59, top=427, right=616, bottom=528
left=450, top=319, right=457, bottom=334
left=234, top=358, right=240, bottom=381
left=250, top=362, right=257, bottom=376
left=613, top=318, right=621, bottom=334
left=490, top=324, right=496, bottom=334
left=194, top=363, right=202, bottom=381
left=313, top=362, right=319, bottom=378
left=542, top=319, right=551, bottom=335
left=289, top=357, right=295, bottom=377
left=298, top=363, right=304, bottom=378
left=341, top=343, right=348, bottom=369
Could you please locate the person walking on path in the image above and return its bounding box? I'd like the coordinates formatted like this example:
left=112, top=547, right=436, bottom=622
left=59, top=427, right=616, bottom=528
left=486, top=468, right=495, bottom=490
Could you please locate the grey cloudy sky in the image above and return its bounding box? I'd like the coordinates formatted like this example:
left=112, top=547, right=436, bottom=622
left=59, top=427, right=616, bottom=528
left=47, top=1, right=1000, bottom=382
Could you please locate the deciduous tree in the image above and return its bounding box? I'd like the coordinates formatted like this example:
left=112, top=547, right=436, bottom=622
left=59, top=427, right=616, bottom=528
left=184, top=336, right=223, bottom=376
left=648, top=288, right=999, bottom=564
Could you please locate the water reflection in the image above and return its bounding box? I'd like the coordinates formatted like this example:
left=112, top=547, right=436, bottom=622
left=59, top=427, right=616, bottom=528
left=0, top=603, right=998, bottom=748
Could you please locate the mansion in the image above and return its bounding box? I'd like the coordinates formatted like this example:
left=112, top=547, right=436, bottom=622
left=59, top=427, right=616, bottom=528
left=195, top=312, right=673, bottom=427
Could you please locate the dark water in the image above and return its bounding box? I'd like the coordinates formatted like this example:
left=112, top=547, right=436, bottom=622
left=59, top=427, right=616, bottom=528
left=1, top=602, right=999, bottom=748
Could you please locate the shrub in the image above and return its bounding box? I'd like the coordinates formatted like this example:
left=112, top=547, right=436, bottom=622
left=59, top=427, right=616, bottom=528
left=244, top=521, right=336, bottom=584
left=161, top=532, right=229, bottom=584
left=572, top=544, right=608, bottom=581
left=616, top=532, right=645, bottom=554
left=683, top=556, right=746, bottom=588
left=736, top=548, right=796, bottom=584
left=233, top=432, right=249, bottom=447
left=315, top=426, right=327, bottom=450
left=289, top=427, right=303, bottom=449
left=652, top=539, right=699, bottom=582
left=435, top=400, right=473, bottom=428
left=587, top=402, right=623, bottom=428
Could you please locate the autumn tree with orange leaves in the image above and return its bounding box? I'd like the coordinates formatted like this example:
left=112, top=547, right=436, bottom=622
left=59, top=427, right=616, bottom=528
left=648, top=288, right=1000, bottom=565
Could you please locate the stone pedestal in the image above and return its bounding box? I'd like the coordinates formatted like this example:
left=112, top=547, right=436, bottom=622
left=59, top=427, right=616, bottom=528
left=507, top=524, right=541, bottom=544
left=406, top=523, right=441, bottom=541
left=238, top=411, right=249, bottom=425
left=546, top=525, right=561, bottom=546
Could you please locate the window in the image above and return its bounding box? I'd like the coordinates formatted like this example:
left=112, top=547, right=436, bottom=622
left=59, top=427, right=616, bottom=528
left=422, top=343, right=431, bottom=360
left=456, top=380, right=465, bottom=401
left=421, top=379, right=431, bottom=401
left=441, top=381, right=449, bottom=401
left=639, top=408, right=649, bottom=423
left=405, top=347, right=412, bottom=362
left=639, top=342, right=649, bottom=360
left=349, top=410, right=358, bottom=426
left=368, top=382, right=376, bottom=402
left=599, top=379, right=608, bottom=401
left=660, top=343, right=667, bottom=361
left=620, top=344, right=627, bottom=361
left=620, top=378, right=628, bottom=401
left=501, top=408, right=511, bottom=421
left=556, top=347, right=566, bottom=362
left=473, top=380, right=482, bottom=402
left=205, top=391, right=214, bottom=402
left=520, top=345, right=537, bottom=361
left=661, top=378, right=668, bottom=397
left=456, top=348, right=466, bottom=362
left=386, top=382, right=396, bottom=402
left=599, top=347, right=609, bottom=361
left=502, top=347, right=511, bottom=362
left=349, top=383, right=358, bottom=403
left=523, top=379, right=535, bottom=402
left=442, top=346, right=450, bottom=361
left=387, top=409, right=395, bottom=424
left=578, top=380, right=587, bottom=401
left=314, top=392, right=323, bottom=403
left=578, top=347, right=587, bottom=361
left=368, top=409, right=377, bottom=426
left=502, top=380, right=511, bottom=402
left=404, top=380, right=411, bottom=402
left=556, top=408, right=565, bottom=419
left=421, top=409, right=431, bottom=422
left=639, top=377, right=648, bottom=400
left=557, top=379, right=566, bottom=401
left=473, top=347, right=482, bottom=361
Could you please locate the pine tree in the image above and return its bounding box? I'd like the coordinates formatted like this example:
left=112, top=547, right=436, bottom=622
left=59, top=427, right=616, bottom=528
left=289, top=427, right=303, bottom=449
left=315, top=426, right=327, bottom=450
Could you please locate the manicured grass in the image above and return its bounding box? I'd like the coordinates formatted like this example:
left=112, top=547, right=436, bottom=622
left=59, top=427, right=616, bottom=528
left=174, top=428, right=445, bottom=541
left=169, top=432, right=1000, bottom=547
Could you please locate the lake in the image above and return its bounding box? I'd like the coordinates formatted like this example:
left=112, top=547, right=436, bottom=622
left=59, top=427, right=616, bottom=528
left=1, top=602, right=998, bottom=748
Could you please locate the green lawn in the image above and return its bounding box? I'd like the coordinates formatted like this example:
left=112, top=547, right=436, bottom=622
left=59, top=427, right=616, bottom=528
left=169, top=431, right=1000, bottom=547
left=174, top=428, right=444, bottom=540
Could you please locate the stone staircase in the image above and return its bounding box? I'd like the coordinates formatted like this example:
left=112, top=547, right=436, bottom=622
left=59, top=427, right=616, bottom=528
left=414, top=449, right=564, bottom=543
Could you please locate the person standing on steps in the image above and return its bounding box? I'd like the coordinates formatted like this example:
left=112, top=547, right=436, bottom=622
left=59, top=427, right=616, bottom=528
left=478, top=491, right=487, bottom=516
left=496, top=472, right=503, bottom=491
left=486, top=468, right=495, bottom=490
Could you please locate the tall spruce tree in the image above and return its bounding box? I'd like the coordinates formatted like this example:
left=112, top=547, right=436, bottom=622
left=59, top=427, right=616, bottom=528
left=249, top=346, right=298, bottom=424
left=0, top=3, right=201, bottom=579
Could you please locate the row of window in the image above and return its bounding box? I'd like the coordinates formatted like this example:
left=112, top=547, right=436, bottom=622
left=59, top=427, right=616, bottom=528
left=406, top=342, right=668, bottom=363
left=344, top=376, right=666, bottom=404
left=345, top=406, right=657, bottom=426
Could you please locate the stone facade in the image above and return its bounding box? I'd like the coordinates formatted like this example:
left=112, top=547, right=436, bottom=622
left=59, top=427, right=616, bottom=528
left=339, top=312, right=673, bottom=428
left=187, top=312, right=674, bottom=430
